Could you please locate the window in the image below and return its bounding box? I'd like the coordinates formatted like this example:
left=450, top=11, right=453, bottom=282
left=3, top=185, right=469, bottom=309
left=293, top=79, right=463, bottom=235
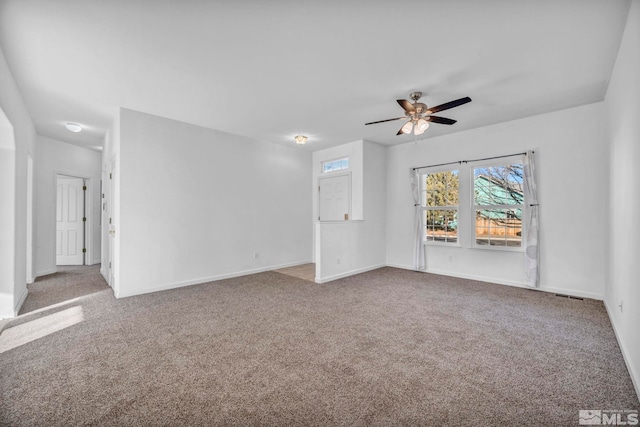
left=473, top=163, right=524, bottom=248
left=322, top=157, right=349, bottom=173
left=422, top=170, right=459, bottom=244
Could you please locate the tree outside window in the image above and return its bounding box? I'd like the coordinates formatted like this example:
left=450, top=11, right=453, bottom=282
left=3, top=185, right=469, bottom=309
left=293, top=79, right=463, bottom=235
left=422, top=170, right=459, bottom=244
left=474, top=164, right=524, bottom=247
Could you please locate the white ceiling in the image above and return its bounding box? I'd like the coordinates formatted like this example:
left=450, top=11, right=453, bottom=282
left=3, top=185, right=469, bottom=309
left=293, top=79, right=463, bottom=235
left=0, top=0, right=631, bottom=151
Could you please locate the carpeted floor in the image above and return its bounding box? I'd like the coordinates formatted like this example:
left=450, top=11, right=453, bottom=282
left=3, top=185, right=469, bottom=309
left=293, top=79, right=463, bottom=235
left=1, top=266, right=638, bottom=426
left=18, top=265, right=110, bottom=315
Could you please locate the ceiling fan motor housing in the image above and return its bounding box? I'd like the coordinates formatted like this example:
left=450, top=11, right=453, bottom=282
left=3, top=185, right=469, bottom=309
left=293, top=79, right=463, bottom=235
left=409, top=91, right=423, bottom=101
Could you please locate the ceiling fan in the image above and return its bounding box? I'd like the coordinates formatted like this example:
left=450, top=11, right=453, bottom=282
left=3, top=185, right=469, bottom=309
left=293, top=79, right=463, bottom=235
left=365, top=92, right=471, bottom=136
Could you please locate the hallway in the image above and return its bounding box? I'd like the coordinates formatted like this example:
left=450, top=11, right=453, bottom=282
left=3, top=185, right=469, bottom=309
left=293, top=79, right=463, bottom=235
left=19, top=265, right=109, bottom=315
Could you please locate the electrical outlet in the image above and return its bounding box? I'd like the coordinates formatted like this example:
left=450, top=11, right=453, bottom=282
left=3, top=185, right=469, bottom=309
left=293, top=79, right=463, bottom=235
left=254, top=252, right=259, bottom=260
left=336, top=257, right=341, bottom=265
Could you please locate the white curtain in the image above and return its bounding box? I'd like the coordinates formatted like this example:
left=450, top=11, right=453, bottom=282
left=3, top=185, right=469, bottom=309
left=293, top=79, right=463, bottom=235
left=523, top=150, right=539, bottom=287
left=410, top=169, right=426, bottom=271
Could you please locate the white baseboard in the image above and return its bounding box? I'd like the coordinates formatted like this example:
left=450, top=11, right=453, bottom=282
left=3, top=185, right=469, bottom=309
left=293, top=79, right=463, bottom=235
left=116, top=259, right=313, bottom=299
left=603, top=299, right=640, bottom=401
left=315, top=264, right=386, bottom=284
left=384, top=264, right=603, bottom=300
left=535, top=285, right=603, bottom=301
left=425, top=268, right=527, bottom=288
left=14, top=288, right=28, bottom=316
left=36, top=268, right=57, bottom=278
left=385, top=262, right=415, bottom=271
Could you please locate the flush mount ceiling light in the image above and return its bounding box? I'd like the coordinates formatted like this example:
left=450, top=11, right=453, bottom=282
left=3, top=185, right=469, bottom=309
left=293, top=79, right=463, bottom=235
left=65, top=123, right=82, bottom=133
left=294, top=135, right=308, bottom=145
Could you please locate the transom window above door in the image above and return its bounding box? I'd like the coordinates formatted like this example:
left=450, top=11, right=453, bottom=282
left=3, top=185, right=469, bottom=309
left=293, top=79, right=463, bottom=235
left=322, top=157, right=349, bottom=173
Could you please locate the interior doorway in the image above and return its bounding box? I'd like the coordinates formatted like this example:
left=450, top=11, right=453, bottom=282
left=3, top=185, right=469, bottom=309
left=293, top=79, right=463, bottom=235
left=56, top=174, right=86, bottom=266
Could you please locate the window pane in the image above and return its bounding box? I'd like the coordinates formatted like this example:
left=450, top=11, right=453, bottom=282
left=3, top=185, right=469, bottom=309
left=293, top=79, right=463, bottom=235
left=425, top=171, right=458, bottom=207
left=474, top=164, right=524, bottom=205
left=424, top=209, right=458, bottom=243
left=322, top=158, right=349, bottom=173
left=475, top=208, right=522, bottom=247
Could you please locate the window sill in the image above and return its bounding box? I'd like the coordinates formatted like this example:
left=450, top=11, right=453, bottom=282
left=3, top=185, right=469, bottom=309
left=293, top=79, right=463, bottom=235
left=468, top=245, right=524, bottom=253
left=317, top=219, right=364, bottom=224
left=424, top=242, right=462, bottom=248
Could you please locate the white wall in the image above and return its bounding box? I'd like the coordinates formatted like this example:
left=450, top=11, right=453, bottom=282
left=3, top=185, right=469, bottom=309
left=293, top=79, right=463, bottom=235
left=0, top=46, right=36, bottom=318
left=316, top=141, right=387, bottom=282
left=34, top=136, right=102, bottom=276
left=386, top=102, right=608, bottom=299
left=115, top=108, right=312, bottom=297
left=604, top=0, right=640, bottom=398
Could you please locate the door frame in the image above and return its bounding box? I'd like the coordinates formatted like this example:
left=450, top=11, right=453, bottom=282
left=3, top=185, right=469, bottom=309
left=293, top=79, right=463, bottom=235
left=53, top=171, right=93, bottom=269
left=100, top=152, right=120, bottom=298
left=26, top=154, right=34, bottom=283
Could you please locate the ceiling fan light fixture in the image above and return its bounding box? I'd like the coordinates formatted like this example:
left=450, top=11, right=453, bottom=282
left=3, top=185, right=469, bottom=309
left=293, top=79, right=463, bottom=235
left=294, top=135, right=308, bottom=145
left=416, top=118, right=429, bottom=133
left=65, top=122, right=82, bottom=133
left=401, top=121, right=414, bottom=134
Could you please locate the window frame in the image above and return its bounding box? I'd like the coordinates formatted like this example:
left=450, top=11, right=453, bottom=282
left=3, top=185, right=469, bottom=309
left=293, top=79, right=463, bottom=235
left=470, top=157, right=526, bottom=252
left=421, top=167, right=460, bottom=246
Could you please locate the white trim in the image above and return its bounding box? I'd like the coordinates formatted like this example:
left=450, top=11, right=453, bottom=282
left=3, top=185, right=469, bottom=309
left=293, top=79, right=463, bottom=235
left=384, top=263, right=603, bottom=300
left=535, top=285, right=603, bottom=301
left=116, top=260, right=313, bottom=299
left=604, top=300, right=640, bottom=401
left=425, top=268, right=526, bottom=288
left=385, top=262, right=415, bottom=271
left=35, top=268, right=57, bottom=278
left=426, top=268, right=604, bottom=300
left=14, top=287, right=28, bottom=316
left=314, top=263, right=386, bottom=284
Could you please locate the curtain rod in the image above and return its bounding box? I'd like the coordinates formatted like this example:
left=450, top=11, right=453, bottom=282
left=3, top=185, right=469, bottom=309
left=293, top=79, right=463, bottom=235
left=412, top=151, right=532, bottom=171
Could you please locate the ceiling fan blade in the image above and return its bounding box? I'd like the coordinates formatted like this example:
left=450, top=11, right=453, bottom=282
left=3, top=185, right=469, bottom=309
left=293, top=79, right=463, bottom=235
left=426, top=97, right=472, bottom=114
left=396, top=120, right=412, bottom=135
left=365, top=117, right=405, bottom=126
left=426, top=116, right=457, bottom=125
left=397, top=99, right=416, bottom=113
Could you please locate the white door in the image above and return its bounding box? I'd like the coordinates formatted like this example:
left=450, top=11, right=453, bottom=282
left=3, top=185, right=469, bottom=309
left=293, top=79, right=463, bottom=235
left=56, top=176, right=84, bottom=265
left=319, top=174, right=350, bottom=221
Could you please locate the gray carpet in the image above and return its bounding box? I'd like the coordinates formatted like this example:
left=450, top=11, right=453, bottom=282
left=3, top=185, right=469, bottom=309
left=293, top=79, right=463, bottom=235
left=18, top=265, right=110, bottom=315
left=1, top=267, right=638, bottom=426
